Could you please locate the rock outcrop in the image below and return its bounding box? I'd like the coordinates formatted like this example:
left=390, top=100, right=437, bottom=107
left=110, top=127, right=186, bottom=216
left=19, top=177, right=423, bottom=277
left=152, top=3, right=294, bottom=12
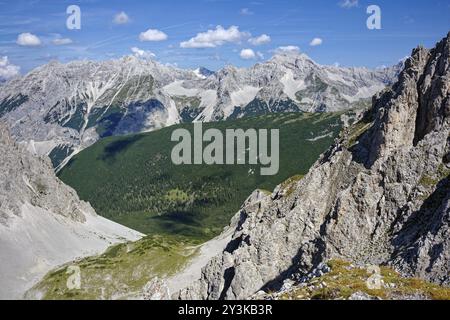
left=177, top=33, right=450, bottom=300
left=0, top=122, right=93, bottom=225
left=0, top=122, right=142, bottom=299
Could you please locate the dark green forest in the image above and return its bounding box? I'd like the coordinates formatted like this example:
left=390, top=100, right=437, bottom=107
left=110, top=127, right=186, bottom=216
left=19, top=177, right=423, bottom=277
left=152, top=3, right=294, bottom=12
left=59, top=112, right=343, bottom=241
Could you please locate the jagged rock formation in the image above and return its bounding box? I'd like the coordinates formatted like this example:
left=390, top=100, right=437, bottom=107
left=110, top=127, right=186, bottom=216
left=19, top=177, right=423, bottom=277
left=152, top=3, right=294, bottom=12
left=0, top=54, right=400, bottom=169
left=177, top=33, right=450, bottom=300
left=0, top=123, right=142, bottom=299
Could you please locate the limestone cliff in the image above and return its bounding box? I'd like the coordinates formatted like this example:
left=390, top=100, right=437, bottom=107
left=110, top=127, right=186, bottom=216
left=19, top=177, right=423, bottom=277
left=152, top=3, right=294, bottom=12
left=0, top=123, right=142, bottom=299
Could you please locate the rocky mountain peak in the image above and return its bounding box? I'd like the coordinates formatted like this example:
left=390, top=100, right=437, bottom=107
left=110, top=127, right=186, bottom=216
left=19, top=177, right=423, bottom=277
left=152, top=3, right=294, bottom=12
left=269, top=52, right=316, bottom=69
left=358, top=32, right=450, bottom=166
left=271, top=51, right=312, bottom=61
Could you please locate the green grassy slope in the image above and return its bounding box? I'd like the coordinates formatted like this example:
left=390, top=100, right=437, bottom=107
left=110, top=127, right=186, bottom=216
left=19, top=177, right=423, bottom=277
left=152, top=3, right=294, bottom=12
left=59, top=112, right=343, bottom=240
left=26, top=235, right=197, bottom=300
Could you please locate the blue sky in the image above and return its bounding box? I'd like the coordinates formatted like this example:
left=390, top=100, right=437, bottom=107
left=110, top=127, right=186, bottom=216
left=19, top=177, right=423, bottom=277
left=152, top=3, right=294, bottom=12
left=0, top=0, right=449, bottom=77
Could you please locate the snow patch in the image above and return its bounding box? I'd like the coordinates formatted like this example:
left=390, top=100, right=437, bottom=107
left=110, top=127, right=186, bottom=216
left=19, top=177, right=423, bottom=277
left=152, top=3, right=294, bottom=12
left=306, top=131, right=334, bottom=142
left=22, top=140, right=58, bottom=157
left=195, top=90, right=218, bottom=122
left=325, top=70, right=347, bottom=83
left=165, top=99, right=181, bottom=126
left=193, top=69, right=206, bottom=79
left=163, top=81, right=199, bottom=97
left=227, top=86, right=260, bottom=117
left=280, top=70, right=306, bottom=102
left=343, top=84, right=385, bottom=102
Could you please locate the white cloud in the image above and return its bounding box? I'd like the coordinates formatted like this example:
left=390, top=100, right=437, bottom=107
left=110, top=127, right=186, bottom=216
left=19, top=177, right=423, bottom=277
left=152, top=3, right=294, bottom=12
left=309, top=38, right=323, bottom=46
left=339, top=0, right=358, bottom=8
left=165, top=62, right=178, bottom=68
left=16, top=33, right=41, bottom=46
left=131, top=47, right=156, bottom=59
left=139, top=29, right=168, bottom=42
left=240, top=8, right=254, bottom=15
left=52, top=38, right=73, bottom=45
left=256, top=51, right=264, bottom=60
left=249, top=34, right=271, bottom=46
left=275, top=46, right=300, bottom=54
left=0, top=56, right=20, bottom=81
left=180, top=25, right=250, bottom=48
left=240, top=48, right=256, bottom=60
left=113, top=11, right=130, bottom=25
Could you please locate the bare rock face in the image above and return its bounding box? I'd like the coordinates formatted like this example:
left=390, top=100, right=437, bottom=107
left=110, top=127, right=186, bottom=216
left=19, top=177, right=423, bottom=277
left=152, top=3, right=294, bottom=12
left=177, top=33, right=450, bottom=300
left=142, top=277, right=171, bottom=300
left=0, top=122, right=93, bottom=226
left=0, top=122, right=142, bottom=299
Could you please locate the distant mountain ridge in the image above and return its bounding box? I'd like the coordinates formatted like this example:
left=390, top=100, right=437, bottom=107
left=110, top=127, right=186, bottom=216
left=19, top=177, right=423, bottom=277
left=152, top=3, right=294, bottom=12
left=0, top=53, right=402, bottom=169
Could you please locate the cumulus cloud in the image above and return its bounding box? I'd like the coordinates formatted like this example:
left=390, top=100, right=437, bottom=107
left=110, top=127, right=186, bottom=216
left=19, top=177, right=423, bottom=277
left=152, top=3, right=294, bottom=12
left=131, top=47, right=156, bottom=59
left=180, top=25, right=250, bottom=48
left=16, top=33, right=41, bottom=46
left=240, top=49, right=256, bottom=60
left=0, top=56, right=20, bottom=81
left=275, top=46, right=300, bottom=54
left=339, top=0, right=358, bottom=8
left=248, top=34, right=271, bottom=46
left=139, top=29, right=168, bottom=42
left=52, top=38, right=73, bottom=45
left=309, top=38, right=323, bottom=46
left=239, top=8, right=254, bottom=15
left=165, top=62, right=178, bottom=68
left=113, top=11, right=130, bottom=25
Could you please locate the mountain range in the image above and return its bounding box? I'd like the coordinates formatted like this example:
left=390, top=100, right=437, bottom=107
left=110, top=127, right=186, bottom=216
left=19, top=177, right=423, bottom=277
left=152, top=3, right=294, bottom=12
left=0, top=53, right=402, bottom=170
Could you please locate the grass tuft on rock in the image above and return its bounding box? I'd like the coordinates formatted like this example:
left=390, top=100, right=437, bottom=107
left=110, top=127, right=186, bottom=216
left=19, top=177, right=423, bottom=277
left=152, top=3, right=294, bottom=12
left=280, top=260, right=450, bottom=300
